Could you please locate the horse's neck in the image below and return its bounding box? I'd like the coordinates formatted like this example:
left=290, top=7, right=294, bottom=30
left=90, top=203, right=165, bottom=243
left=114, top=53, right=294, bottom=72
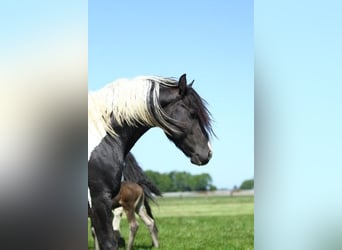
left=117, top=125, right=151, bottom=156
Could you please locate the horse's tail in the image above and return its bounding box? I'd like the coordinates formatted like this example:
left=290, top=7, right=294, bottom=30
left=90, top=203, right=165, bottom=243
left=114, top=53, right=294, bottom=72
left=123, top=153, right=162, bottom=204
left=143, top=197, right=154, bottom=219
left=138, top=179, right=162, bottom=204
left=122, top=152, right=147, bottom=183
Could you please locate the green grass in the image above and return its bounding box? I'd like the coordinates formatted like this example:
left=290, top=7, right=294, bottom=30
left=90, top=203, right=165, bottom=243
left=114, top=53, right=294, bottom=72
left=89, top=195, right=254, bottom=250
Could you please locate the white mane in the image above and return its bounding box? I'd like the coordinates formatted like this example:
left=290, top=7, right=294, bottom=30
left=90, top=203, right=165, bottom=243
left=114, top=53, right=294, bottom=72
left=88, top=76, right=177, bottom=138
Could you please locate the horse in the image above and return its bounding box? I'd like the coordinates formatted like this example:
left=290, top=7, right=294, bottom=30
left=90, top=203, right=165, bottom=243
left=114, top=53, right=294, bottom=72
left=88, top=74, right=214, bottom=250
left=89, top=153, right=162, bottom=250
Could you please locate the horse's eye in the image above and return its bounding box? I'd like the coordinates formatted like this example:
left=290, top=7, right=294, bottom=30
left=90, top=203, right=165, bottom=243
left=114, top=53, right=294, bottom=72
left=190, top=112, right=197, bottom=119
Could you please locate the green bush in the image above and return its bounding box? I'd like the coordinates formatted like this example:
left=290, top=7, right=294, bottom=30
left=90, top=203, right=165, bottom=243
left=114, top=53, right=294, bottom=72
left=239, top=179, right=254, bottom=190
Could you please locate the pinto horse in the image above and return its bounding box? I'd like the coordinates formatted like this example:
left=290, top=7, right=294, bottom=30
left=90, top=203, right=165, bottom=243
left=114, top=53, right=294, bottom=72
left=88, top=74, right=214, bottom=250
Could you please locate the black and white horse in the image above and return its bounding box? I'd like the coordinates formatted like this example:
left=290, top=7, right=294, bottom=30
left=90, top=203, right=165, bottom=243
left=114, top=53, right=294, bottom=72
left=88, top=74, right=214, bottom=249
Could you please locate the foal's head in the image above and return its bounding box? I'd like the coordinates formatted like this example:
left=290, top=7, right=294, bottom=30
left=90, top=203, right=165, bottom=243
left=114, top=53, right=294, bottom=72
left=158, top=74, right=214, bottom=165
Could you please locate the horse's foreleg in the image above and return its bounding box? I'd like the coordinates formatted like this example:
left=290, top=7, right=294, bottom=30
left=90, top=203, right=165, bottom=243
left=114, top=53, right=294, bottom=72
left=138, top=206, right=159, bottom=248
left=88, top=134, right=124, bottom=249
left=91, top=193, right=117, bottom=250
left=126, top=209, right=139, bottom=250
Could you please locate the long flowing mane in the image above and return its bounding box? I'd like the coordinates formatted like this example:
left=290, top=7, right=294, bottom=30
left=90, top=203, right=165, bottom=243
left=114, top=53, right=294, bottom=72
left=184, top=87, right=215, bottom=138
left=88, top=76, right=178, bottom=137
left=88, top=75, right=214, bottom=139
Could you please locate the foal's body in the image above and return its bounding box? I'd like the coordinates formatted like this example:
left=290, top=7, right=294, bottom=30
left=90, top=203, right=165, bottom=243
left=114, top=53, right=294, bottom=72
left=90, top=182, right=159, bottom=250
left=112, top=181, right=159, bottom=250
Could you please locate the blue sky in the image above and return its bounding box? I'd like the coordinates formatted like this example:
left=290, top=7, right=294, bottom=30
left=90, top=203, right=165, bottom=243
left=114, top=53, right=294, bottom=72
left=89, top=0, right=253, bottom=189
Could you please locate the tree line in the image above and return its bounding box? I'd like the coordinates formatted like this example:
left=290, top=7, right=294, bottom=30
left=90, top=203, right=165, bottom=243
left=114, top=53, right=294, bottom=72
left=144, top=170, right=254, bottom=192
left=239, top=179, right=254, bottom=190
left=144, top=170, right=217, bottom=192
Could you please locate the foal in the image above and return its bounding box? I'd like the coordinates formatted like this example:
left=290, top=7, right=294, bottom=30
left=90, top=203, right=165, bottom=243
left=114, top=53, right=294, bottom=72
left=90, top=181, right=159, bottom=250
left=112, top=181, right=159, bottom=250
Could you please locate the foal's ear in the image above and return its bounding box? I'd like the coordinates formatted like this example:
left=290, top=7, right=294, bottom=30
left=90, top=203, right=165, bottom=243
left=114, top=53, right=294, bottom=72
left=179, top=73, right=187, bottom=96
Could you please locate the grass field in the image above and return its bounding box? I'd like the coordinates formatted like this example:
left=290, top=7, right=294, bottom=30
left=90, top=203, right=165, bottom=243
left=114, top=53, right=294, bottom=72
left=88, top=195, right=254, bottom=250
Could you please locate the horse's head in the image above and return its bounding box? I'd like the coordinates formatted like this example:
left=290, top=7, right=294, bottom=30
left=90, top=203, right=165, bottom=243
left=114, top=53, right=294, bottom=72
left=158, top=74, right=214, bottom=166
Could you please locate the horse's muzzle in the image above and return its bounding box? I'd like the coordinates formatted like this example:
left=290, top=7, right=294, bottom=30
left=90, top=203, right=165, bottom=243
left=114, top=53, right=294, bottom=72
left=191, top=150, right=212, bottom=166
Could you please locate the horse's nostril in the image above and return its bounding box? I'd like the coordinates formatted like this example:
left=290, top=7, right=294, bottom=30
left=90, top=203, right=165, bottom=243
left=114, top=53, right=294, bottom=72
left=208, top=150, right=213, bottom=159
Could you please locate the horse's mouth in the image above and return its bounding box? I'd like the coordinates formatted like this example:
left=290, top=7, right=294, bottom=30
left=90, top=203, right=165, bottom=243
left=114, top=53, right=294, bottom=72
left=190, top=154, right=209, bottom=166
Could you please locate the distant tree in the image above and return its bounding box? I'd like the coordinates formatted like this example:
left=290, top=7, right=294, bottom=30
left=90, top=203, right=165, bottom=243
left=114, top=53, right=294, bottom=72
left=208, top=184, right=217, bottom=191
left=169, top=171, right=192, bottom=192
left=144, top=170, right=172, bottom=192
left=191, top=173, right=214, bottom=191
left=239, top=179, right=254, bottom=190
left=145, top=170, right=217, bottom=192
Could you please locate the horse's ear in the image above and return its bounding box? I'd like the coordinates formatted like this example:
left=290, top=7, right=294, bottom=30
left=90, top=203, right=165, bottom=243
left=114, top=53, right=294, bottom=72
left=179, top=73, right=187, bottom=96
left=189, top=80, right=194, bottom=87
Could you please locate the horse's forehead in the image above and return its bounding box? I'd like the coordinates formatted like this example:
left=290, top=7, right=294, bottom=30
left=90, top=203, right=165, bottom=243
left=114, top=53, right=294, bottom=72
left=182, top=96, right=199, bottom=112
left=168, top=98, right=192, bottom=113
